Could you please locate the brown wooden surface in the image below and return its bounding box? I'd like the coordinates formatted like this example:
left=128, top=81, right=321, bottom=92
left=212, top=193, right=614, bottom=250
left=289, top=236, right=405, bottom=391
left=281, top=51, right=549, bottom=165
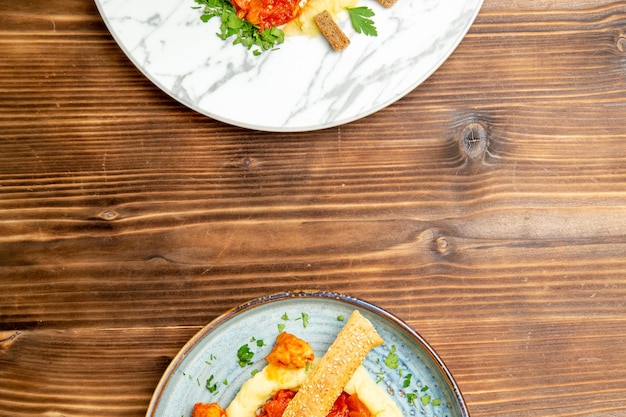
left=2, top=0, right=626, bottom=416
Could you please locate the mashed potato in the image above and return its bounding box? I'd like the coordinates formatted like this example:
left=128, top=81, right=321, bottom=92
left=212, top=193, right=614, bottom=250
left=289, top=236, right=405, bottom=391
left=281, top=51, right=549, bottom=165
left=345, top=366, right=403, bottom=417
left=225, top=363, right=313, bottom=417
left=283, top=0, right=359, bottom=37
left=225, top=363, right=401, bottom=417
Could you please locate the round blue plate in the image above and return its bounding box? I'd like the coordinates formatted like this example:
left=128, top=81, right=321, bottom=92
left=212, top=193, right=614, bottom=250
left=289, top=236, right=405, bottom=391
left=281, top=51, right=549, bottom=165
left=146, top=290, right=469, bottom=417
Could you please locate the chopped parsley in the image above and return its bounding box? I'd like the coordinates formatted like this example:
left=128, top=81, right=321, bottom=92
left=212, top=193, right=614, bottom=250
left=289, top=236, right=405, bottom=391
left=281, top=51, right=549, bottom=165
left=379, top=346, right=443, bottom=408
left=237, top=343, right=255, bottom=367
left=403, top=373, right=412, bottom=388
left=193, top=0, right=285, bottom=55
left=278, top=311, right=309, bottom=331
left=384, top=345, right=399, bottom=369
left=346, top=7, right=378, bottom=36
left=250, top=336, right=266, bottom=347
left=296, top=312, right=310, bottom=328
left=205, top=353, right=216, bottom=366
left=206, top=375, right=218, bottom=393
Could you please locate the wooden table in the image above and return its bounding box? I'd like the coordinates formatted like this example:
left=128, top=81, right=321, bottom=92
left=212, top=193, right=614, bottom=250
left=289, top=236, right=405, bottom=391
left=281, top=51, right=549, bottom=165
left=2, top=1, right=626, bottom=416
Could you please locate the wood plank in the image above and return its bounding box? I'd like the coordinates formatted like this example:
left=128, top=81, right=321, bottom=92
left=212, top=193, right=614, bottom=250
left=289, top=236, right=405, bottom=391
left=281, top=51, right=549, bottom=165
left=2, top=0, right=626, bottom=417
left=1, top=319, right=625, bottom=416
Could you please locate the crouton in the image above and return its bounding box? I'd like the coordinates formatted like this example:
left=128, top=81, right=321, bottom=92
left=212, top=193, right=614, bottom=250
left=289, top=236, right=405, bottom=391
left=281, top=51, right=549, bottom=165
left=313, top=10, right=350, bottom=51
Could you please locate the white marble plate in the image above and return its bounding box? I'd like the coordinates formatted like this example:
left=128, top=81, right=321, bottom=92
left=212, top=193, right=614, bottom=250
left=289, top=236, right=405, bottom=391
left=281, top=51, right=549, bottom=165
left=145, top=290, right=469, bottom=417
left=96, top=0, right=483, bottom=131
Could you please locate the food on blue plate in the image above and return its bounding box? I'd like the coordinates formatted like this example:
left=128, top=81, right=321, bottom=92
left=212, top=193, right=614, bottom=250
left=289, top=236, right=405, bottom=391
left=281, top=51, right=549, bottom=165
left=192, top=310, right=402, bottom=417
left=282, top=310, right=384, bottom=417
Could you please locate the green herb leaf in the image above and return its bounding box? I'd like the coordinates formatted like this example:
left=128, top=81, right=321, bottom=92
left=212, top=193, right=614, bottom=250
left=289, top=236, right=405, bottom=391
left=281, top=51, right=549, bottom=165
left=194, top=0, right=284, bottom=54
left=421, top=395, right=431, bottom=407
left=346, top=6, right=378, bottom=36
left=278, top=323, right=286, bottom=333
left=297, top=312, right=310, bottom=328
left=237, top=344, right=254, bottom=367
left=384, top=345, right=399, bottom=369
left=206, top=375, right=218, bottom=393
left=431, top=398, right=441, bottom=406
left=403, top=373, right=412, bottom=388
left=407, top=392, right=418, bottom=406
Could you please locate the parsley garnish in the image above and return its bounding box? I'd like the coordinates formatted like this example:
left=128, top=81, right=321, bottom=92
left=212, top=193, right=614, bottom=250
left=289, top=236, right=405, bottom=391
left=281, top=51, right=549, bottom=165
left=206, top=375, right=218, bottom=393
left=237, top=344, right=255, bottom=367
left=296, top=312, right=310, bottom=328
left=193, top=0, right=285, bottom=55
left=346, top=7, right=378, bottom=36
left=384, top=345, right=399, bottom=369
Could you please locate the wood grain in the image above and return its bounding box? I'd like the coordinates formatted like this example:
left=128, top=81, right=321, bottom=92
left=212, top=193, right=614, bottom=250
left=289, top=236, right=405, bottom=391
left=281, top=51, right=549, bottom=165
left=2, top=0, right=626, bottom=416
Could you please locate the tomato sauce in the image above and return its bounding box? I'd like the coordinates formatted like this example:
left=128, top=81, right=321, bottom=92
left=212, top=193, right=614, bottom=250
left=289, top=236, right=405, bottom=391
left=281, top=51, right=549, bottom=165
left=231, top=0, right=302, bottom=31
left=258, top=390, right=371, bottom=417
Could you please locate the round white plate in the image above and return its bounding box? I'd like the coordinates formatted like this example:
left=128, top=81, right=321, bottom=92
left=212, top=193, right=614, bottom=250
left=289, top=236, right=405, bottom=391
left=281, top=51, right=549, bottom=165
left=146, top=290, right=469, bottom=417
left=95, top=0, right=482, bottom=132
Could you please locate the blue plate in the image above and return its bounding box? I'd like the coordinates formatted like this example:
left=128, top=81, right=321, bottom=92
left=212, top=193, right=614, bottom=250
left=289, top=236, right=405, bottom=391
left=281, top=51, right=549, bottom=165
left=146, top=290, right=469, bottom=417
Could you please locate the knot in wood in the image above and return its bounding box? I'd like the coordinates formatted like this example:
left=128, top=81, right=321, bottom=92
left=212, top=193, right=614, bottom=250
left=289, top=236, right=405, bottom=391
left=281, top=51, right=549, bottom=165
left=240, top=156, right=259, bottom=169
left=99, top=209, right=119, bottom=221
left=436, top=236, right=450, bottom=254
left=460, top=122, right=488, bottom=160
left=617, top=37, right=626, bottom=53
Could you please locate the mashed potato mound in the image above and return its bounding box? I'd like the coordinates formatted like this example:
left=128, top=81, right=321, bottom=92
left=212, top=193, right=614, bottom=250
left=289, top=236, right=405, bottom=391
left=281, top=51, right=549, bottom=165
left=225, top=363, right=313, bottom=417
left=345, top=366, right=403, bottom=417
left=225, top=363, right=402, bottom=417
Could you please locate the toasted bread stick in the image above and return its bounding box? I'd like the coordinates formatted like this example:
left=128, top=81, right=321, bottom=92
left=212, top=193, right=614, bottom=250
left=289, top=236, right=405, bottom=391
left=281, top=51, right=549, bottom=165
left=313, top=10, right=350, bottom=51
left=281, top=310, right=384, bottom=417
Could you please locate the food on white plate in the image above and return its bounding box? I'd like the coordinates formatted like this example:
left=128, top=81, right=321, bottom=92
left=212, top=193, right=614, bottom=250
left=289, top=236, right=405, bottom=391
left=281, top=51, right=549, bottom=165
left=376, top=0, right=397, bottom=8
left=283, top=0, right=358, bottom=37
left=194, top=0, right=398, bottom=53
left=191, top=310, right=402, bottom=417
left=313, top=10, right=350, bottom=51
